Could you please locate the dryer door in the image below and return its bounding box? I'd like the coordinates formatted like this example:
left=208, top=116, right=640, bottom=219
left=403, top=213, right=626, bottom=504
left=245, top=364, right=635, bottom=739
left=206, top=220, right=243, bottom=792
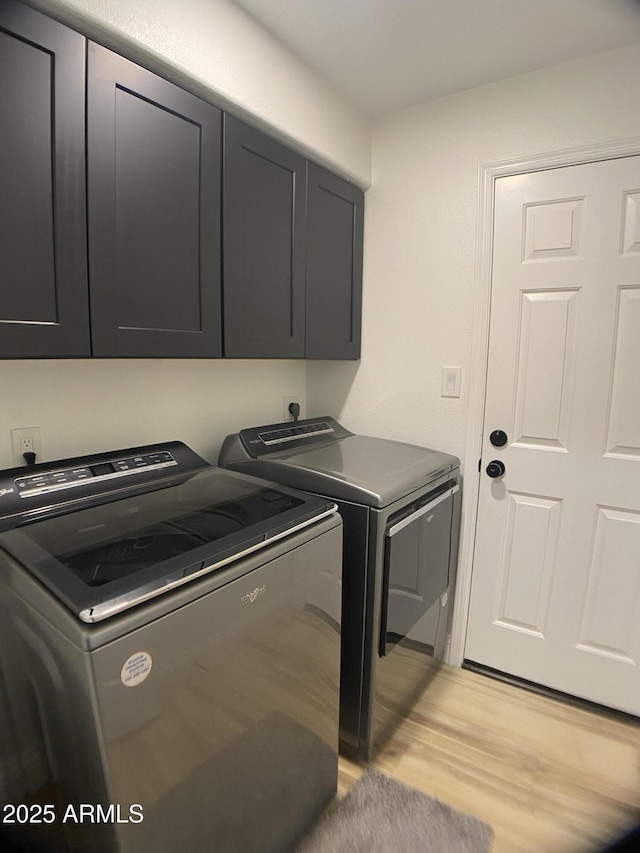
left=379, top=483, right=458, bottom=657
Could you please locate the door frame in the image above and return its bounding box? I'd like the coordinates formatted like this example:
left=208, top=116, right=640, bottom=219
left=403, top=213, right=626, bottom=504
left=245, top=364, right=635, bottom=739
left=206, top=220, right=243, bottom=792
left=448, top=136, right=640, bottom=666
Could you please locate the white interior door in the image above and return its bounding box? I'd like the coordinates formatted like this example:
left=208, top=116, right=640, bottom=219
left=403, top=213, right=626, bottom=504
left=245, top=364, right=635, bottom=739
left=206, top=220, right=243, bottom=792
left=465, top=156, right=640, bottom=714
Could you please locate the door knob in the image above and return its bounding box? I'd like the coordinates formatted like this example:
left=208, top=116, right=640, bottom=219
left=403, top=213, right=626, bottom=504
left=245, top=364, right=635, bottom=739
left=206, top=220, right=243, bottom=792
left=490, top=430, right=508, bottom=447
left=486, top=460, right=506, bottom=479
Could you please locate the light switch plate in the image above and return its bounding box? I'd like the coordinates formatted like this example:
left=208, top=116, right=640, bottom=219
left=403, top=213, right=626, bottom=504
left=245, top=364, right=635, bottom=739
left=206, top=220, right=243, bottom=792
left=441, top=367, right=462, bottom=398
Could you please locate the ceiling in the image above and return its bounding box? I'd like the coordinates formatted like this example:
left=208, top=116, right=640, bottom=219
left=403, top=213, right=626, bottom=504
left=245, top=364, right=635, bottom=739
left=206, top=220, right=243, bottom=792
left=232, top=0, right=640, bottom=116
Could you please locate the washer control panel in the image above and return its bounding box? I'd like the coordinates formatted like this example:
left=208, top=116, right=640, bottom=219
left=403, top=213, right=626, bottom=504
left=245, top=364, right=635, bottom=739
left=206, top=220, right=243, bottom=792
left=14, top=451, right=176, bottom=498
left=0, top=441, right=208, bottom=525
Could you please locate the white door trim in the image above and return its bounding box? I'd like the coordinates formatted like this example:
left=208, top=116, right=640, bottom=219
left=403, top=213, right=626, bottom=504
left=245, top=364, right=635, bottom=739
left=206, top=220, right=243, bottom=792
left=448, top=136, right=640, bottom=666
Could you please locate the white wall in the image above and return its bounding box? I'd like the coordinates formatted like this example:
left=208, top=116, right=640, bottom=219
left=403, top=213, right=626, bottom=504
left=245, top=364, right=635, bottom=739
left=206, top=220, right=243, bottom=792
left=0, top=0, right=370, bottom=471
left=29, top=0, right=371, bottom=186
left=307, top=42, right=640, bottom=468
left=0, top=360, right=306, bottom=468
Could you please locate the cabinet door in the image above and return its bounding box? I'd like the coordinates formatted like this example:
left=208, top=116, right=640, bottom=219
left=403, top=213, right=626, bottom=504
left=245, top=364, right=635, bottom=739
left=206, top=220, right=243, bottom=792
left=0, top=0, right=90, bottom=358
left=223, top=116, right=306, bottom=358
left=87, top=44, right=222, bottom=358
left=306, top=164, right=364, bottom=360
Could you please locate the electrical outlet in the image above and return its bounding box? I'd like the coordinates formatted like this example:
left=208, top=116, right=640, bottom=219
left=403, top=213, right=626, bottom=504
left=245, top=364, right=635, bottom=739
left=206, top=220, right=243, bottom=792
left=283, top=397, right=303, bottom=422
left=11, top=427, right=42, bottom=467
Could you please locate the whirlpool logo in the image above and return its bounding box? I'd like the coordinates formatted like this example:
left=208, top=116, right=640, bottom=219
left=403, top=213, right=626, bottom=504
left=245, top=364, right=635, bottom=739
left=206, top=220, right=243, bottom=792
left=241, top=585, right=266, bottom=605
left=0, top=488, right=14, bottom=497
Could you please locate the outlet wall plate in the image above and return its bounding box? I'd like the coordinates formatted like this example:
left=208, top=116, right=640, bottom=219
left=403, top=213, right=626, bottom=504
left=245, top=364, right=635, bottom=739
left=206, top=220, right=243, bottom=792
left=11, top=427, right=42, bottom=467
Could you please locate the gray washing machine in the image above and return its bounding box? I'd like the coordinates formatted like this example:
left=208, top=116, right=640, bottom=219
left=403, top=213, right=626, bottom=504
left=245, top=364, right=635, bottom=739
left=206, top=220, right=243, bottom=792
left=219, top=417, right=461, bottom=760
left=0, top=442, right=342, bottom=853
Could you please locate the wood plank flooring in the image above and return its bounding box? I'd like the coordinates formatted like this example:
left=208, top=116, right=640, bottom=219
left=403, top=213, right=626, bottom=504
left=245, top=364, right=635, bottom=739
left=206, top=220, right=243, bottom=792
left=338, top=664, right=640, bottom=852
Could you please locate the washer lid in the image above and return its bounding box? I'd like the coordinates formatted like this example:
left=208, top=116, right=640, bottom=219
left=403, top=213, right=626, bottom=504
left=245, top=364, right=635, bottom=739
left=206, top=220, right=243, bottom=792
left=233, top=435, right=459, bottom=507
left=0, top=468, right=336, bottom=622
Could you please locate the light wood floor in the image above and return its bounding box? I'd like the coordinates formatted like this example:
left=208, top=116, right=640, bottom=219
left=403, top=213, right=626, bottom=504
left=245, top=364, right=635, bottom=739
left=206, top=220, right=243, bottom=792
left=338, top=665, right=640, bottom=853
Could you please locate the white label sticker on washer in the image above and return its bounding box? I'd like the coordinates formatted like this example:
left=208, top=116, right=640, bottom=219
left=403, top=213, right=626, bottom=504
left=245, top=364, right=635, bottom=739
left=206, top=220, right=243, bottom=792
left=120, top=652, right=152, bottom=688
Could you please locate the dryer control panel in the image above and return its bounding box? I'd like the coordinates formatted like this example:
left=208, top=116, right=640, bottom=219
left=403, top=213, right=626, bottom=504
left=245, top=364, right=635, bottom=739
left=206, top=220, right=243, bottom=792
left=236, top=416, right=353, bottom=457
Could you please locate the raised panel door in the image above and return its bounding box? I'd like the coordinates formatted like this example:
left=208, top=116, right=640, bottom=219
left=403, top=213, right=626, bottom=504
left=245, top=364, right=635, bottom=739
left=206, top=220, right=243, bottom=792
left=305, top=163, right=363, bottom=360
left=87, top=44, right=222, bottom=358
left=465, top=156, right=640, bottom=714
left=0, top=0, right=90, bottom=358
left=222, top=116, right=306, bottom=358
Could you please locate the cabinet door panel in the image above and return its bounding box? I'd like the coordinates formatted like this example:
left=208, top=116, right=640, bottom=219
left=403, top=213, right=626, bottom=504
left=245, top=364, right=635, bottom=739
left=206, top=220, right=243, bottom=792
left=306, top=164, right=363, bottom=360
left=223, top=116, right=306, bottom=358
left=88, top=44, right=221, bottom=358
left=0, top=0, right=90, bottom=357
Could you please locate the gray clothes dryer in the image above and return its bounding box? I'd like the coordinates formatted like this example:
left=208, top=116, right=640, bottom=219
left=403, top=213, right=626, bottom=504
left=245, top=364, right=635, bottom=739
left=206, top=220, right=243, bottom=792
left=219, top=417, right=461, bottom=760
left=0, top=442, right=342, bottom=853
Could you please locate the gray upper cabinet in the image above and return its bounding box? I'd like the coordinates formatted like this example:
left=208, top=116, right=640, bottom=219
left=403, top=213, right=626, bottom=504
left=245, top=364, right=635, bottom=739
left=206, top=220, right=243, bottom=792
left=0, top=0, right=90, bottom=358
left=1, top=2, right=362, bottom=361
left=87, top=44, right=222, bottom=358
left=223, top=117, right=364, bottom=360
left=223, top=115, right=306, bottom=358
left=306, top=163, right=364, bottom=360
